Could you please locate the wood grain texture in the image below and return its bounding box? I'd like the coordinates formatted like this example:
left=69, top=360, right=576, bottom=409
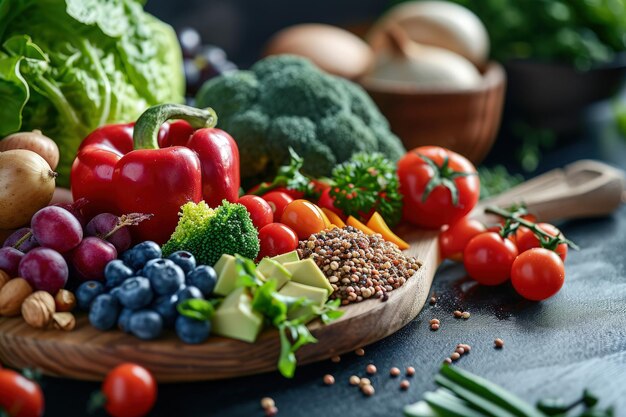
left=0, top=228, right=439, bottom=382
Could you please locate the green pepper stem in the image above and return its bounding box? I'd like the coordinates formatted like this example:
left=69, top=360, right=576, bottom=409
left=133, top=103, right=218, bottom=150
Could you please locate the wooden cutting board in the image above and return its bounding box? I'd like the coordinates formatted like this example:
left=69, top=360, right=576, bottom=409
left=0, top=160, right=622, bottom=382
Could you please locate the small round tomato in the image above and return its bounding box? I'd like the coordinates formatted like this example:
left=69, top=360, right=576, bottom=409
left=281, top=200, right=327, bottom=240
left=102, top=363, right=156, bottom=417
left=317, top=188, right=344, bottom=217
left=463, top=232, right=518, bottom=285
left=516, top=223, right=567, bottom=261
left=0, top=369, right=44, bottom=417
left=398, top=146, right=480, bottom=229
left=511, top=248, right=565, bottom=301
left=439, top=217, right=486, bottom=261
left=248, top=183, right=305, bottom=199
left=262, top=191, right=294, bottom=222
left=258, top=223, right=299, bottom=259
left=238, top=195, right=273, bottom=230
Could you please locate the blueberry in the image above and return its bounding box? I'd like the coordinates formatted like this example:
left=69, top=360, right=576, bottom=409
left=175, top=315, right=211, bottom=344
left=152, top=294, right=179, bottom=327
left=117, top=277, right=153, bottom=310
left=124, top=241, right=161, bottom=270
left=104, top=260, right=134, bottom=288
left=176, top=285, right=204, bottom=304
left=167, top=251, right=196, bottom=274
left=109, top=286, right=121, bottom=300
left=142, top=259, right=185, bottom=296
left=129, top=310, right=163, bottom=340
left=186, top=265, right=217, bottom=296
left=117, top=308, right=133, bottom=333
left=89, top=294, right=120, bottom=330
left=76, top=281, right=104, bottom=310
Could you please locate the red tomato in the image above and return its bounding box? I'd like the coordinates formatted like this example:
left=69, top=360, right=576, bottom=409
left=0, top=369, right=44, bottom=417
left=511, top=248, right=565, bottom=301
left=516, top=223, right=567, bottom=261
left=102, top=363, right=157, bottom=417
left=281, top=200, right=327, bottom=240
left=463, top=232, right=518, bottom=285
left=238, top=195, right=273, bottom=230
left=317, top=188, right=344, bottom=217
left=247, top=183, right=305, bottom=199
left=398, top=146, right=480, bottom=228
left=258, top=223, right=299, bottom=260
left=439, top=217, right=486, bottom=261
left=262, top=191, right=294, bottom=222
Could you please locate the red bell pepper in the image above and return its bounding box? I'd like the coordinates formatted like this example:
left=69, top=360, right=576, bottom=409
left=71, top=104, right=240, bottom=244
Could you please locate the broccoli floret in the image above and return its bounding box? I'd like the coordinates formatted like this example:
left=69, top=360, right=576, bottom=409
left=162, top=200, right=259, bottom=266
left=196, top=54, right=406, bottom=180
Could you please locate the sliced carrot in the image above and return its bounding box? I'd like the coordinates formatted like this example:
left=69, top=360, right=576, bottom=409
left=366, top=212, right=410, bottom=250
left=347, top=216, right=376, bottom=235
left=321, top=208, right=346, bottom=228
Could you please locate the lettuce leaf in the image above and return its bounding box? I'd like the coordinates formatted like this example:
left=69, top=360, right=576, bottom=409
left=0, top=0, right=184, bottom=185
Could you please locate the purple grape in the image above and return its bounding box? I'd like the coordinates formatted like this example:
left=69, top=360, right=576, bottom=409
left=19, top=247, right=68, bottom=293
left=85, top=213, right=132, bottom=253
left=71, top=237, right=118, bottom=282
left=3, top=228, right=39, bottom=252
left=53, top=197, right=89, bottom=227
left=31, top=206, right=83, bottom=253
left=0, top=247, right=24, bottom=277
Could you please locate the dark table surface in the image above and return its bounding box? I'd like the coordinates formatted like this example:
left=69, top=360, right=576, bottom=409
left=42, top=101, right=626, bottom=416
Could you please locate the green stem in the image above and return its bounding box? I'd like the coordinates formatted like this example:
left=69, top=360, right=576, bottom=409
left=485, top=206, right=580, bottom=250
left=133, top=104, right=217, bottom=150
left=12, top=231, right=33, bottom=250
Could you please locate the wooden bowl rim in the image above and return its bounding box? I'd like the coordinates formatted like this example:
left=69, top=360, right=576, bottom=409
left=359, top=61, right=505, bottom=96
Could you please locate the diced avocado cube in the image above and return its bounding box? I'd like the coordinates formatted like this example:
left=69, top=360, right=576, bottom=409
left=283, top=258, right=334, bottom=296
left=271, top=250, right=299, bottom=265
left=278, top=281, right=328, bottom=320
left=212, top=287, right=263, bottom=343
left=214, top=254, right=266, bottom=296
left=257, top=258, right=291, bottom=290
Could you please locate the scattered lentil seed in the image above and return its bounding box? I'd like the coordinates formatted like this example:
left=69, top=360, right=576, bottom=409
left=456, top=347, right=465, bottom=355
left=355, top=348, right=365, bottom=356
left=430, top=323, right=440, bottom=331
left=260, top=397, right=275, bottom=409
left=429, top=296, right=437, bottom=305
left=366, top=364, right=377, bottom=375
left=331, top=355, right=341, bottom=363
left=406, top=367, right=415, bottom=376
left=453, top=310, right=463, bottom=318
left=400, top=380, right=410, bottom=390
left=429, top=318, right=440, bottom=325
left=323, top=374, right=335, bottom=385
left=265, top=406, right=278, bottom=416
left=495, top=338, right=504, bottom=348
left=390, top=367, right=401, bottom=377
left=450, top=352, right=461, bottom=361
left=461, top=312, right=471, bottom=319
left=361, top=385, right=375, bottom=396
left=459, top=343, right=471, bottom=352
left=349, top=375, right=361, bottom=385
left=443, top=358, right=452, bottom=364
left=359, top=378, right=371, bottom=387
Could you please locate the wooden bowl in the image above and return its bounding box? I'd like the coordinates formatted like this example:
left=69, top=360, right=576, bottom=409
left=361, top=62, right=506, bottom=164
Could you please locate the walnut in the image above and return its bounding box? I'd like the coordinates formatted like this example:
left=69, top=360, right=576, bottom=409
left=0, top=278, right=33, bottom=316
left=21, top=291, right=55, bottom=329
left=54, top=289, right=76, bottom=312
left=52, top=312, right=76, bottom=331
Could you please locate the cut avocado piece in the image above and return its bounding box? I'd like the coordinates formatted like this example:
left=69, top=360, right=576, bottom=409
left=257, top=258, right=291, bottom=290
left=212, top=287, right=263, bottom=343
left=271, top=250, right=299, bottom=265
left=278, top=281, right=328, bottom=320
left=282, top=258, right=334, bottom=296
left=214, top=254, right=266, bottom=296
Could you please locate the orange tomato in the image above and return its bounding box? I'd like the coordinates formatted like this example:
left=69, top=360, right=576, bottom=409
left=281, top=200, right=328, bottom=239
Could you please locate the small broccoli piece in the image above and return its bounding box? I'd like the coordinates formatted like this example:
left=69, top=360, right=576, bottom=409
left=196, top=71, right=259, bottom=124
left=162, top=200, right=260, bottom=266
left=226, top=110, right=272, bottom=178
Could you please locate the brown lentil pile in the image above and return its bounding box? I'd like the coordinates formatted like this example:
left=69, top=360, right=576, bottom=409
left=297, top=227, right=422, bottom=305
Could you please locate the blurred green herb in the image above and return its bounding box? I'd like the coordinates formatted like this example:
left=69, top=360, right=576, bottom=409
left=512, top=122, right=557, bottom=172
left=614, top=100, right=626, bottom=137
left=478, top=166, right=524, bottom=200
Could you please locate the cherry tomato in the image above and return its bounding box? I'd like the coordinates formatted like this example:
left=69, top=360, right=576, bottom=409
left=247, top=183, right=305, bottom=199
left=238, top=195, right=273, bottom=230
left=511, top=248, right=565, bottom=301
left=102, top=363, right=156, bottom=417
left=281, top=200, right=327, bottom=239
left=398, top=146, right=480, bottom=229
left=463, top=232, right=518, bottom=285
left=262, top=191, right=294, bottom=222
left=0, top=369, right=44, bottom=417
left=258, top=223, right=299, bottom=259
left=317, top=188, right=344, bottom=217
left=439, top=217, right=486, bottom=261
left=516, top=223, right=567, bottom=261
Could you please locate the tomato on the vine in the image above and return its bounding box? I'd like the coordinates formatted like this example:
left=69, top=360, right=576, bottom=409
left=101, top=363, right=156, bottom=417
left=0, top=369, right=44, bottom=417
left=262, top=191, right=294, bottom=222
left=397, top=146, right=480, bottom=228
left=439, top=217, right=486, bottom=261
left=516, top=223, right=567, bottom=261
left=281, top=200, right=328, bottom=240
left=238, top=195, right=273, bottom=230
left=463, top=232, right=518, bottom=285
left=511, top=248, right=565, bottom=301
left=258, top=223, right=299, bottom=260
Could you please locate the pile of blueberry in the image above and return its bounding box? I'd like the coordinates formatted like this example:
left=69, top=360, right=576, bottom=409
left=77, top=241, right=217, bottom=344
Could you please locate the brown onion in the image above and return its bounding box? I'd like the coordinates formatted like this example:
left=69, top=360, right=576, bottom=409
left=0, top=130, right=60, bottom=170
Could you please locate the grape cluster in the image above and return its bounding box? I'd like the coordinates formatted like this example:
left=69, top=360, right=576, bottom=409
left=80, top=242, right=217, bottom=344
left=178, top=27, right=237, bottom=97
